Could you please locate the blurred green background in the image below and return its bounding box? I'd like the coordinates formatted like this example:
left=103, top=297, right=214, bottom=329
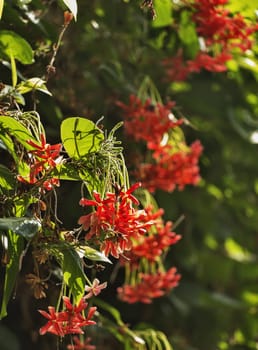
left=1, top=0, right=258, bottom=349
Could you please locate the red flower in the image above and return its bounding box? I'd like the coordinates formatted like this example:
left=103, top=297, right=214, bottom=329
left=38, top=297, right=96, bottom=337
left=117, top=268, right=181, bottom=304
left=78, top=183, right=155, bottom=258
left=163, top=50, right=231, bottom=81
left=27, top=133, right=62, bottom=168
left=163, top=0, right=258, bottom=81
left=38, top=306, right=65, bottom=336
left=67, top=336, right=96, bottom=350
left=120, top=206, right=181, bottom=266
left=136, top=140, right=203, bottom=192
left=117, top=95, right=182, bottom=144
left=17, top=133, right=62, bottom=190
left=192, top=0, right=258, bottom=52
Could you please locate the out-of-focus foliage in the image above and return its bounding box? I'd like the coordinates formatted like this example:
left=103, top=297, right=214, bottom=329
left=0, top=0, right=258, bottom=349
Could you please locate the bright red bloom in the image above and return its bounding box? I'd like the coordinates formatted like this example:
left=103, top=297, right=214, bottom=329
left=117, top=95, right=183, bottom=144
left=67, top=336, right=96, bottom=350
left=27, top=133, right=62, bottom=168
left=38, top=306, right=65, bottom=336
left=163, top=0, right=258, bottom=81
left=120, top=206, right=181, bottom=266
left=192, top=0, right=258, bottom=52
left=78, top=183, right=155, bottom=258
left=132, top=222, right=181, bottom=262
left=17, top=133, right=62, bottom=190
left=38, top=297, right=96, bottom=337
left=187, top=51, right=231, bottom=73
left=117, top=268, right=181, bottom=304
left=163, top=50, right=231, bottom=81
left=137, top=140, right=203, bottom=192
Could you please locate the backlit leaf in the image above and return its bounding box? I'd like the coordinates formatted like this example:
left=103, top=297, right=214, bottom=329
left=0, top=116, right=37, bottom=149
left=17, top=77, right=52, bottom=96
left=0, top=164, right=15, bottom=190
left=0, top=30, right=34, bottom=64
left=0, top=0, right=4, bottom=19
left=0, top=231, right=24, bottom=319
left=61, top=117, right=104, bottom=159
left=62, top=249, right=86, bottom=303
left=78, top=246, right=112, bottom=264
left=152, top=0, right=172, bottom=28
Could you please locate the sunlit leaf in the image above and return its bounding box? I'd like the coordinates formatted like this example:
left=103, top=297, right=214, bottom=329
left=10, top=51, right=17, bottom=87
left=0, top=116, right=37, bottom=149
left=0, top=0, right=4, bottom=19
left=17, top=77, right=52, bottom=96
left=78, top=246, right=112, bottom=264
left=0, top=164, right=15, bottom=190
left=61, top=117, right=104, bottom=159
left=224, top=238, right=255, bottom=262
left=152, top=0, right=172, bottom=28
left=237, top=56, right=258, bottom=74
left=0, top=30, right=34, bottom=64
left=178, top=10, right=199, bottom=56
left=62, top=249, right=86, bottom=303
left=227, top=0, right=258, bottom=18
left=0, top=231, right=24, bottom=319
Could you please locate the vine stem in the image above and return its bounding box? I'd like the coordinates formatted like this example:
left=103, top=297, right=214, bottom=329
left=45, top=14, right=72, bottom=82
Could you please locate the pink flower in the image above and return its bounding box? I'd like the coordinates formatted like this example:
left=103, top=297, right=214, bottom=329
left=85, top=278, right=107, bottom=299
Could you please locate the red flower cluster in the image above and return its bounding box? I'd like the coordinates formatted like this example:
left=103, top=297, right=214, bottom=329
left=17, top=133, right=62, bottom=191
left=78, top=183, right=155, bottom=258
left=117, top=267, right=181, bottom=304
left=163, top=50, right=232, bottom=81
left=120, top=206, right=181, bottom=266
left=193, top=0, right=258, bottom=52
left=38, top=297, right=96, bottom=337
left=67, top=336, right=96, bottom=350
left=137, top=140, right=203, bottom=192
left=117, top=95, right=182, bottom=144
left=118, top=95, right=202, bottom=192
left=163, top=0, right=258, bottom=81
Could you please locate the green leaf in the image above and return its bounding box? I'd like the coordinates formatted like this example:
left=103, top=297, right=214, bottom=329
left=94, top=298, right=123, bottom=325
left=10, top=51, right=17, bottom=87
left=94, top=299, right=146, bottom=346
left=78, top=246, right=112, bottom=264
left=0, top=0, right=4, bottom=19
left=178, top=10, right=199, bottom=56
left=62, top=0, right=77, bottom=20
left=61, top=117, right=104, bottom=159
left=0, top=164, right=15, bottom=191
left=16, top=77, right=52, bottom=96
left=237, top=56, right=258, bottom=74
left=226, top=0, right=258, bottom=18
left=0, top=217, right=41, bottom=239
left=0, top=30, right=34, bottom=64
left=0, top=231, right=24, bottom=319
left=0, top=116, right=37, bottom=149
left=54, top=163, right=82, bottom=181
left=152, top=0, right=172, bottom=28
left=62, top=249, right=86, bottom=303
